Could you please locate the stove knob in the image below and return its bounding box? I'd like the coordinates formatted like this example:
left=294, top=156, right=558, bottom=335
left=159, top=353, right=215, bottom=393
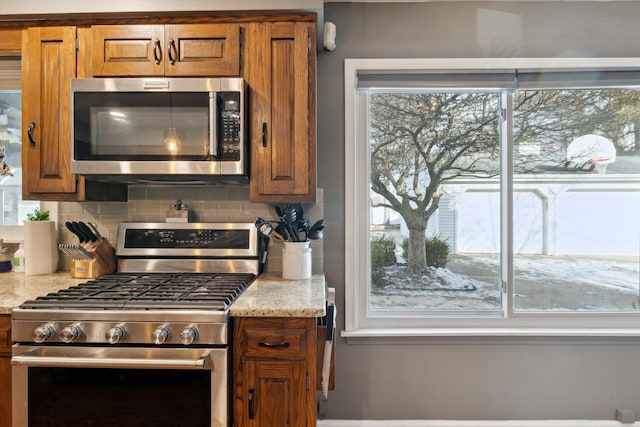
left=179, top=325, right=199, bottom=345
left=106, top=324, right=127, bottom=344
left=60, top=324, right=82, bottom=343
left=152, top=324, right=171, bottom=345
left=33, top=323, right=55, bottom=343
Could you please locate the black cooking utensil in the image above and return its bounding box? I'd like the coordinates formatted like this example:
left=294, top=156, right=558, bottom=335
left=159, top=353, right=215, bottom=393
left=292, top=203, right=304, bottom=222
left=306, top=219, right=325, bottom=240
left=297, top=218, right=311, bottom=240
left=307, top=228, right=323, bottom=240
left=275, top=205, right=284, bottom=219
left=310, top=219, right=325, bottom=232
left=282, top=207, right=299, bottom=241
left=274, top=223, right=289, bottom=241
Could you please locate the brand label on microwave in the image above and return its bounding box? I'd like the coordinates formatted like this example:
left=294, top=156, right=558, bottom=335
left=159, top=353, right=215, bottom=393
left=143, top=79, right=170, bottom=89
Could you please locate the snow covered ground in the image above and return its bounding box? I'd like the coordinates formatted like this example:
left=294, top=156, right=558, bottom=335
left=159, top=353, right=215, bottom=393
left=371, top=254, right=640, bottom=311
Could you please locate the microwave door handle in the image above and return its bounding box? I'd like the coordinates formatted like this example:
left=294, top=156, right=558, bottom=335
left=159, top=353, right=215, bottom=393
left=210, top=92, right=218, bottom=158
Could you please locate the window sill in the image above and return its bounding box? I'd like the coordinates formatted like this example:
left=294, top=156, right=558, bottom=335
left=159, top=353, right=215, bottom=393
left=342, top=327, right=640, bottom=342
left=0, top=225, right=24, bottom=243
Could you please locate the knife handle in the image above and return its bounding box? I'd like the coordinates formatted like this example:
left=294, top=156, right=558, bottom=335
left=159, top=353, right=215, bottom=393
left=66, top=221, right=85, bottom=243
left=87, top=222, right=104, bottom=241
left=78, top=221, right=98, bottom=242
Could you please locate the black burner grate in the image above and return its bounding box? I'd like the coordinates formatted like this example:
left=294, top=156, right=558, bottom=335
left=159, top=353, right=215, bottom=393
left=20, top=273, right=256, bottom=310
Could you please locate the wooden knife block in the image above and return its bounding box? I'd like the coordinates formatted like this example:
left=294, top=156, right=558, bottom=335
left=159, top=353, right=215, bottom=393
left=70, top=240, right=116, bottom=279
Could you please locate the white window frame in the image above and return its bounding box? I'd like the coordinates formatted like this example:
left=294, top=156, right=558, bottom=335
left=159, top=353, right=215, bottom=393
left=343, top=57, right=640, bottom=338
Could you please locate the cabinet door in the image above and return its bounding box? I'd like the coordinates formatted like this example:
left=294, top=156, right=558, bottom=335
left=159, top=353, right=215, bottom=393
left=0, top=314, right=11, bottom=427
left=90, top=24, right=240, bottom=77
left=22, top=26, right=78, bottom=198
left=242, top=360, right=307, bottom=427
left=233, top=317, right=317, bottom=427
left=90, top=25, right=165, bottom=76
left=247, top=22, right=317, bottom=202
left=165, top=24, right=240, bottom=76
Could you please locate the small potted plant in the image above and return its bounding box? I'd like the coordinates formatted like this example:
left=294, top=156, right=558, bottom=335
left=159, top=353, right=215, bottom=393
left=26, top=207, right=50, bottom=222
left=24, top=207, right=58, bottom=275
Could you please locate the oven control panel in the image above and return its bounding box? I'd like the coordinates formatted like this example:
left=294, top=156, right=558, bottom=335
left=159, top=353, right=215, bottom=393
left=127, top=228, right=248, bottom=249
left=12, top=319, right=229, bottom=346
left=115, top=222, right=260, bottom=258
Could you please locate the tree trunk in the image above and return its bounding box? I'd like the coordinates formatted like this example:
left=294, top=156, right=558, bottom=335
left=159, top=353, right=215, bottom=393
left=406, top=223, right=427, bottom=273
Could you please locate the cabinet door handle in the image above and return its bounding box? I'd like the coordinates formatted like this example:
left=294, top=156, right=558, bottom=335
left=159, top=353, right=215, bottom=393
left=168, top=38, right=177, bottom=65
left=261, top=122, right=267, bottom=147
left=153, top=39, right=161, bottom=65
left=27, top=122, right=37, bottom=147
left=258, top=340, right=290, bottom=349
left=248, top=388, right=255, bottom=419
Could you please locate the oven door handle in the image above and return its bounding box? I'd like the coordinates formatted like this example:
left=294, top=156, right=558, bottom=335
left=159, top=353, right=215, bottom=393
left=12, top=351, right=214, bottom=370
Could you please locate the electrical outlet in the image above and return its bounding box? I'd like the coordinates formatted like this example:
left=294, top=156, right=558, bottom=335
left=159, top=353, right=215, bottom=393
left=616, top=408, right=635, bottom=424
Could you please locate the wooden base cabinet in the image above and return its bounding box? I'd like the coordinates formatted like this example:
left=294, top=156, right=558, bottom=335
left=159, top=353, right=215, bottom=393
left=233, top=317, right=317, bottom=427
left=0, top=314, right=11, bottom=427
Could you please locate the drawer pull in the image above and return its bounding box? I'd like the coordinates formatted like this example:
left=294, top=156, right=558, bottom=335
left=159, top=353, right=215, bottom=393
left=168, top=38, right=177, bottom=65
left=261, top=122, right=267, bottom=147
left=153, top=39, right=161, bottom=65
left=248, top=388, right=255, bottom=419
left=258, top=340, right=290, bottom=349
left=27, top=122, right=37, bottom=147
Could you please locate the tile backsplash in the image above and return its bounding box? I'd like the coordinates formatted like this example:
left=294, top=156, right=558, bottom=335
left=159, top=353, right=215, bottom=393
left=57, top=185, right=324, bottom=274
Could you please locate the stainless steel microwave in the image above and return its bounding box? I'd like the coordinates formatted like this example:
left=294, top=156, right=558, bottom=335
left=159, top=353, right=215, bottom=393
left=71, top=77, right=248, bottom=184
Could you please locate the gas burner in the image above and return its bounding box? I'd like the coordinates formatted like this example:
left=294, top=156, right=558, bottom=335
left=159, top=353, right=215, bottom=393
left=19, top=273, right=256, bottom=311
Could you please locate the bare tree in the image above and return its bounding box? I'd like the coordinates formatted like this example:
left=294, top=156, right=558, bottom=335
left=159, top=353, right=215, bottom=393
left=370, top=89, right=640, bottom=274
left=370, top=92, right=500, bottom=273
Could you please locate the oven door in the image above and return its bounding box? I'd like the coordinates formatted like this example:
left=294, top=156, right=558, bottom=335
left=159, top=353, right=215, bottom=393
left=12, top=345, right=229, bottom=427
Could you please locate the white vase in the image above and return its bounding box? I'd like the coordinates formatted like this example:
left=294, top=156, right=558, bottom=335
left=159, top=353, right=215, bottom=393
left=282, top=241, right=312, bottom=280
left=24, top=220, right=58, bottom=275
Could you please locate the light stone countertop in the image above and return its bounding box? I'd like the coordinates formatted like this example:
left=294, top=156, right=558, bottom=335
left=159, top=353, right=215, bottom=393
left=0, top=272, right=85, bottom=314
left=0, top=271, right=326, bottom=318
left=230, top=272, right=326, bottom=318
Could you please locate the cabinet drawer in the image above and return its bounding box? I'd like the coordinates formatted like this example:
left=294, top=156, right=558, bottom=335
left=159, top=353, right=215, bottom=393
left=242, top=327, right=307, bottom=360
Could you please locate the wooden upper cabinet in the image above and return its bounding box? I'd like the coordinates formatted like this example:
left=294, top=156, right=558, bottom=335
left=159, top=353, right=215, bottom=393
left=0, top=28, right=21, bottom=54
left=165, top=24, right=240, bottom=76
left=90, top=25, right=164, bottom=76
left=22, top=26, right=78, bottom=198
left=247, top=22, right=317, bottom=203
left=90, top=24, right=241, bottom=77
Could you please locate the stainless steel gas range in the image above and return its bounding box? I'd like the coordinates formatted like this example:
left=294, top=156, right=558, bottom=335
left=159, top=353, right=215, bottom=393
left=11, top=222, right=265, bottom=427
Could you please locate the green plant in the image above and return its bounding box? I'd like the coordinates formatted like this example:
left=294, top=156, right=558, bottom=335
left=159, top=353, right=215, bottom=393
left=26, top=207, right=50, bottom=221
left=370, top=235, right=397, bottom=286
left=402, top=235, right=450, bottom=268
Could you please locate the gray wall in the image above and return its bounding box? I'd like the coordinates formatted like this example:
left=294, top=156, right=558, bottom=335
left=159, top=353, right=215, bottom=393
left=318, top=1, right=640, bottom=421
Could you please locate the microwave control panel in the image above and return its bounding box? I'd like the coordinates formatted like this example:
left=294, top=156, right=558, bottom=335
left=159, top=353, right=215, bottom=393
left=219, top=92, right=241, bottom=161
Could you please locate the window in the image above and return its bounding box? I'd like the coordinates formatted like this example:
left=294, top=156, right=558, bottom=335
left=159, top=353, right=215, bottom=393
left=344, top=58, right=640, bottom=336
left=0, top=58, right=39, bottom=231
